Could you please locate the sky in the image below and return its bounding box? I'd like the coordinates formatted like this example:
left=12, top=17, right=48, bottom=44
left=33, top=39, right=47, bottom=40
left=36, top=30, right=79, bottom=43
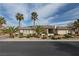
left=0, top=3, right=79, bottom=27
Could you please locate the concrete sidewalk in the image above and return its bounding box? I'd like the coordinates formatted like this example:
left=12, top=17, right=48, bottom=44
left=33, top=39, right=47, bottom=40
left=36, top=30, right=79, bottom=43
left=0, top=38, right=79, bottom=41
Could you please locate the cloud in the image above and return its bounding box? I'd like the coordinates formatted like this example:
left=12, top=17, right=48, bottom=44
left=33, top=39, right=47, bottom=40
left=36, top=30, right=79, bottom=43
left=34, top=3, right=67, bottom=26
left=50, top=20, right=75, bottom=26
left=36, top=3, right=66, bottom=18
left=48, top=5, right=79, bottom=25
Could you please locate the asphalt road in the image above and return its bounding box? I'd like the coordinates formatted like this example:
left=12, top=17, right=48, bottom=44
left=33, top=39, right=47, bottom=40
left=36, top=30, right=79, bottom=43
left=0, top=41, right=79, bottom=56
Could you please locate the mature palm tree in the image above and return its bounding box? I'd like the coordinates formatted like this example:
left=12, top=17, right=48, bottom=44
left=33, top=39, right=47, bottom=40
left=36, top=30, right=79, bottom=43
left=16, top=13, right=24, bottom=37
left=73, top=19, right=79, bottom=35
left=5, top=26, right=18, bottom=38
left=16, top=13, right=24, bottom=27
left=0, top=16, right=6, bottom=28
left=31, top=11, right=38, bottom=27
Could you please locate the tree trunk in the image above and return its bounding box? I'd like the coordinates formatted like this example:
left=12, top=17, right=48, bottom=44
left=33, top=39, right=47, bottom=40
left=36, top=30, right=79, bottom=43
left=9, top=33, right=14, bottom=38
left=19, top=20, right=21, bottom=37
left=33, top=20, right=35, bottom=34
left=33, top=20, right=35, bottom=27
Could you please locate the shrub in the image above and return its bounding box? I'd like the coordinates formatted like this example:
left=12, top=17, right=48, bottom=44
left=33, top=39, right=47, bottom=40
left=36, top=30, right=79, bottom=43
left=68, top=33, right=72, bottom=35
left=26, top=34, right=31, bottom=38
left=48, top=35, right=59, bottom=40
left=19, top=33, right=23, bottom=38
left=35, top=35, right=40, bottom=38
left=15, top=34, right=18, bottom=37
left=48, top=35, right=54, bottom=39
left=64, top=34, right=72, bottom=38
left=42, top=35, right=47, bottom=39
left=57, top=37, right=61, bottom=39
left=31, top=33, right=37, bottom=37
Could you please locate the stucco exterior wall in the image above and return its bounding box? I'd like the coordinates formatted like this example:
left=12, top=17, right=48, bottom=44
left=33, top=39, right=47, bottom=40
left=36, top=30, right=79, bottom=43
left=20, top=29, right=70, bottom=36
left=57, top=30, right=69, bottom=35
left=20, top=29, right=35, bottom=35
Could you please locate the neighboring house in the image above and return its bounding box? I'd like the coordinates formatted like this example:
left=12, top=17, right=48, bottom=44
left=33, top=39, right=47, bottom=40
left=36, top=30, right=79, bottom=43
left=42, top=25, right=55, bottom=36
left=19, top=25, right=71, bottom=36
left=19, top=26, right=36, bottom=36
left=56, top=26, right=71, bottom=35
left=69, top=27, right=79, bottom=35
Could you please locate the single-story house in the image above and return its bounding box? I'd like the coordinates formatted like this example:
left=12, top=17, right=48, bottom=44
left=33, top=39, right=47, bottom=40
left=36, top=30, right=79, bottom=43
left=19, top=26, right=36, bottom=36
left=56, top=26, right=71, bottom=35
left=19, top=25, right=72, bottom=36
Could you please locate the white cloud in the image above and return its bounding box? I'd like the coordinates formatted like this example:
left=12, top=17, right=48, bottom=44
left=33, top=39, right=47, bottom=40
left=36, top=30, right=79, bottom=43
left=33, top=3, right=67, bottom=26
left=50, top=20, right=75, bottom=26
left=47, top=6, right=79, bottom=25
left=36, top=3, right=66, bottom=18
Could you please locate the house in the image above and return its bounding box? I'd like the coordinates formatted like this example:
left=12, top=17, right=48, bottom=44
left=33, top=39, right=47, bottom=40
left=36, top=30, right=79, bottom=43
left=56, top=26, right=71, bottom=35
left=42, top=25, right=55, bottom=36
left=19, top=25, right=71, bottom=36
left=19, top=25, right=55, bottom=36
left=19, top=26, right=36, bottom=36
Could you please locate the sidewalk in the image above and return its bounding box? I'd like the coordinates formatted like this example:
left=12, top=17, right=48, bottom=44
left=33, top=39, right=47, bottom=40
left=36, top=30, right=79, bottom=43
left=0, top=37, right=79, bottom=41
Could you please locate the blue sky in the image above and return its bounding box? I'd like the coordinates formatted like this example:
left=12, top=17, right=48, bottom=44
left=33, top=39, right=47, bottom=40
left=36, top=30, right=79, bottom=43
left=0, top=3, right=79, bottom=27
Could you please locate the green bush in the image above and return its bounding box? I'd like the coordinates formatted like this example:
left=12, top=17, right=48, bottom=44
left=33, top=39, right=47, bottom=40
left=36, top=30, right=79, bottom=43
left=64, top=34, right=72, bottom=38
left=19, top=33, right=23, bottom=38
left=31, top=33, right=37, bottom=37
left=35, top=35, right=40, bottom=38
left=26, top=34, right=31, bottom=38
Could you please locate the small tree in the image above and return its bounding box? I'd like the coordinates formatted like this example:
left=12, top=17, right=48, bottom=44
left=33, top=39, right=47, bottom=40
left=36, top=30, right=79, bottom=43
left=35, top=26, right=45, bottom=36
left=5, top=26, right=18, bottom=38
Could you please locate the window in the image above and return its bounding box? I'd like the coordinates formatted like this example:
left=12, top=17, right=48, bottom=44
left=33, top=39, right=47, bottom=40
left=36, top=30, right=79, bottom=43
left=48, top=29, right=54, bottom=34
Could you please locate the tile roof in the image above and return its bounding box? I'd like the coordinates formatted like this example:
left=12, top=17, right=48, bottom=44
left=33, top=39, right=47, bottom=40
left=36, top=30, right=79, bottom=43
left=19, top=25, right=71, bottom=30
left=56, top=26, right=70, bottom=30
left=19, top=25, right=55, bottom=30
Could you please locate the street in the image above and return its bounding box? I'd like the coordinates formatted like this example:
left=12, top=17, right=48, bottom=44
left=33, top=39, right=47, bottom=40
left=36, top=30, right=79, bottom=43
left=0, top=41, right=79, bottom=56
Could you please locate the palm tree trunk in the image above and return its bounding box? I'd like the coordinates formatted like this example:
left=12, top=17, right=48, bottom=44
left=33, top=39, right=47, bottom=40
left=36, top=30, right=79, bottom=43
left=33, top=20, right=35, bottom=34
left=10, top=33, right=13, bottom=38
left=19, top=20, right=20, bottom=37
left=33, top=20, right=35, bottom=27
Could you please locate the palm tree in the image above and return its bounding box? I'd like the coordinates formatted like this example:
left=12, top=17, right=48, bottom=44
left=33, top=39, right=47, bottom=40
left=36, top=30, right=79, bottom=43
left=5, top=26, right=18, bottom=38
left=73, top=19, right=79, bottom=35
left=31, top=11, right=38, bottom=27
left=0, top=16, right=6, bottom=28
left=16, top=13, right=24, bottom=37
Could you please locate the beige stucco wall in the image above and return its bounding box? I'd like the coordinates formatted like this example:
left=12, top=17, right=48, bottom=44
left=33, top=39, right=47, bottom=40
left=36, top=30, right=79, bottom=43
left=20, top=29, right=70, bottom=36
left=57, top=30, right=69, bottom=35
left=20, top=29, right=35, bottom=35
